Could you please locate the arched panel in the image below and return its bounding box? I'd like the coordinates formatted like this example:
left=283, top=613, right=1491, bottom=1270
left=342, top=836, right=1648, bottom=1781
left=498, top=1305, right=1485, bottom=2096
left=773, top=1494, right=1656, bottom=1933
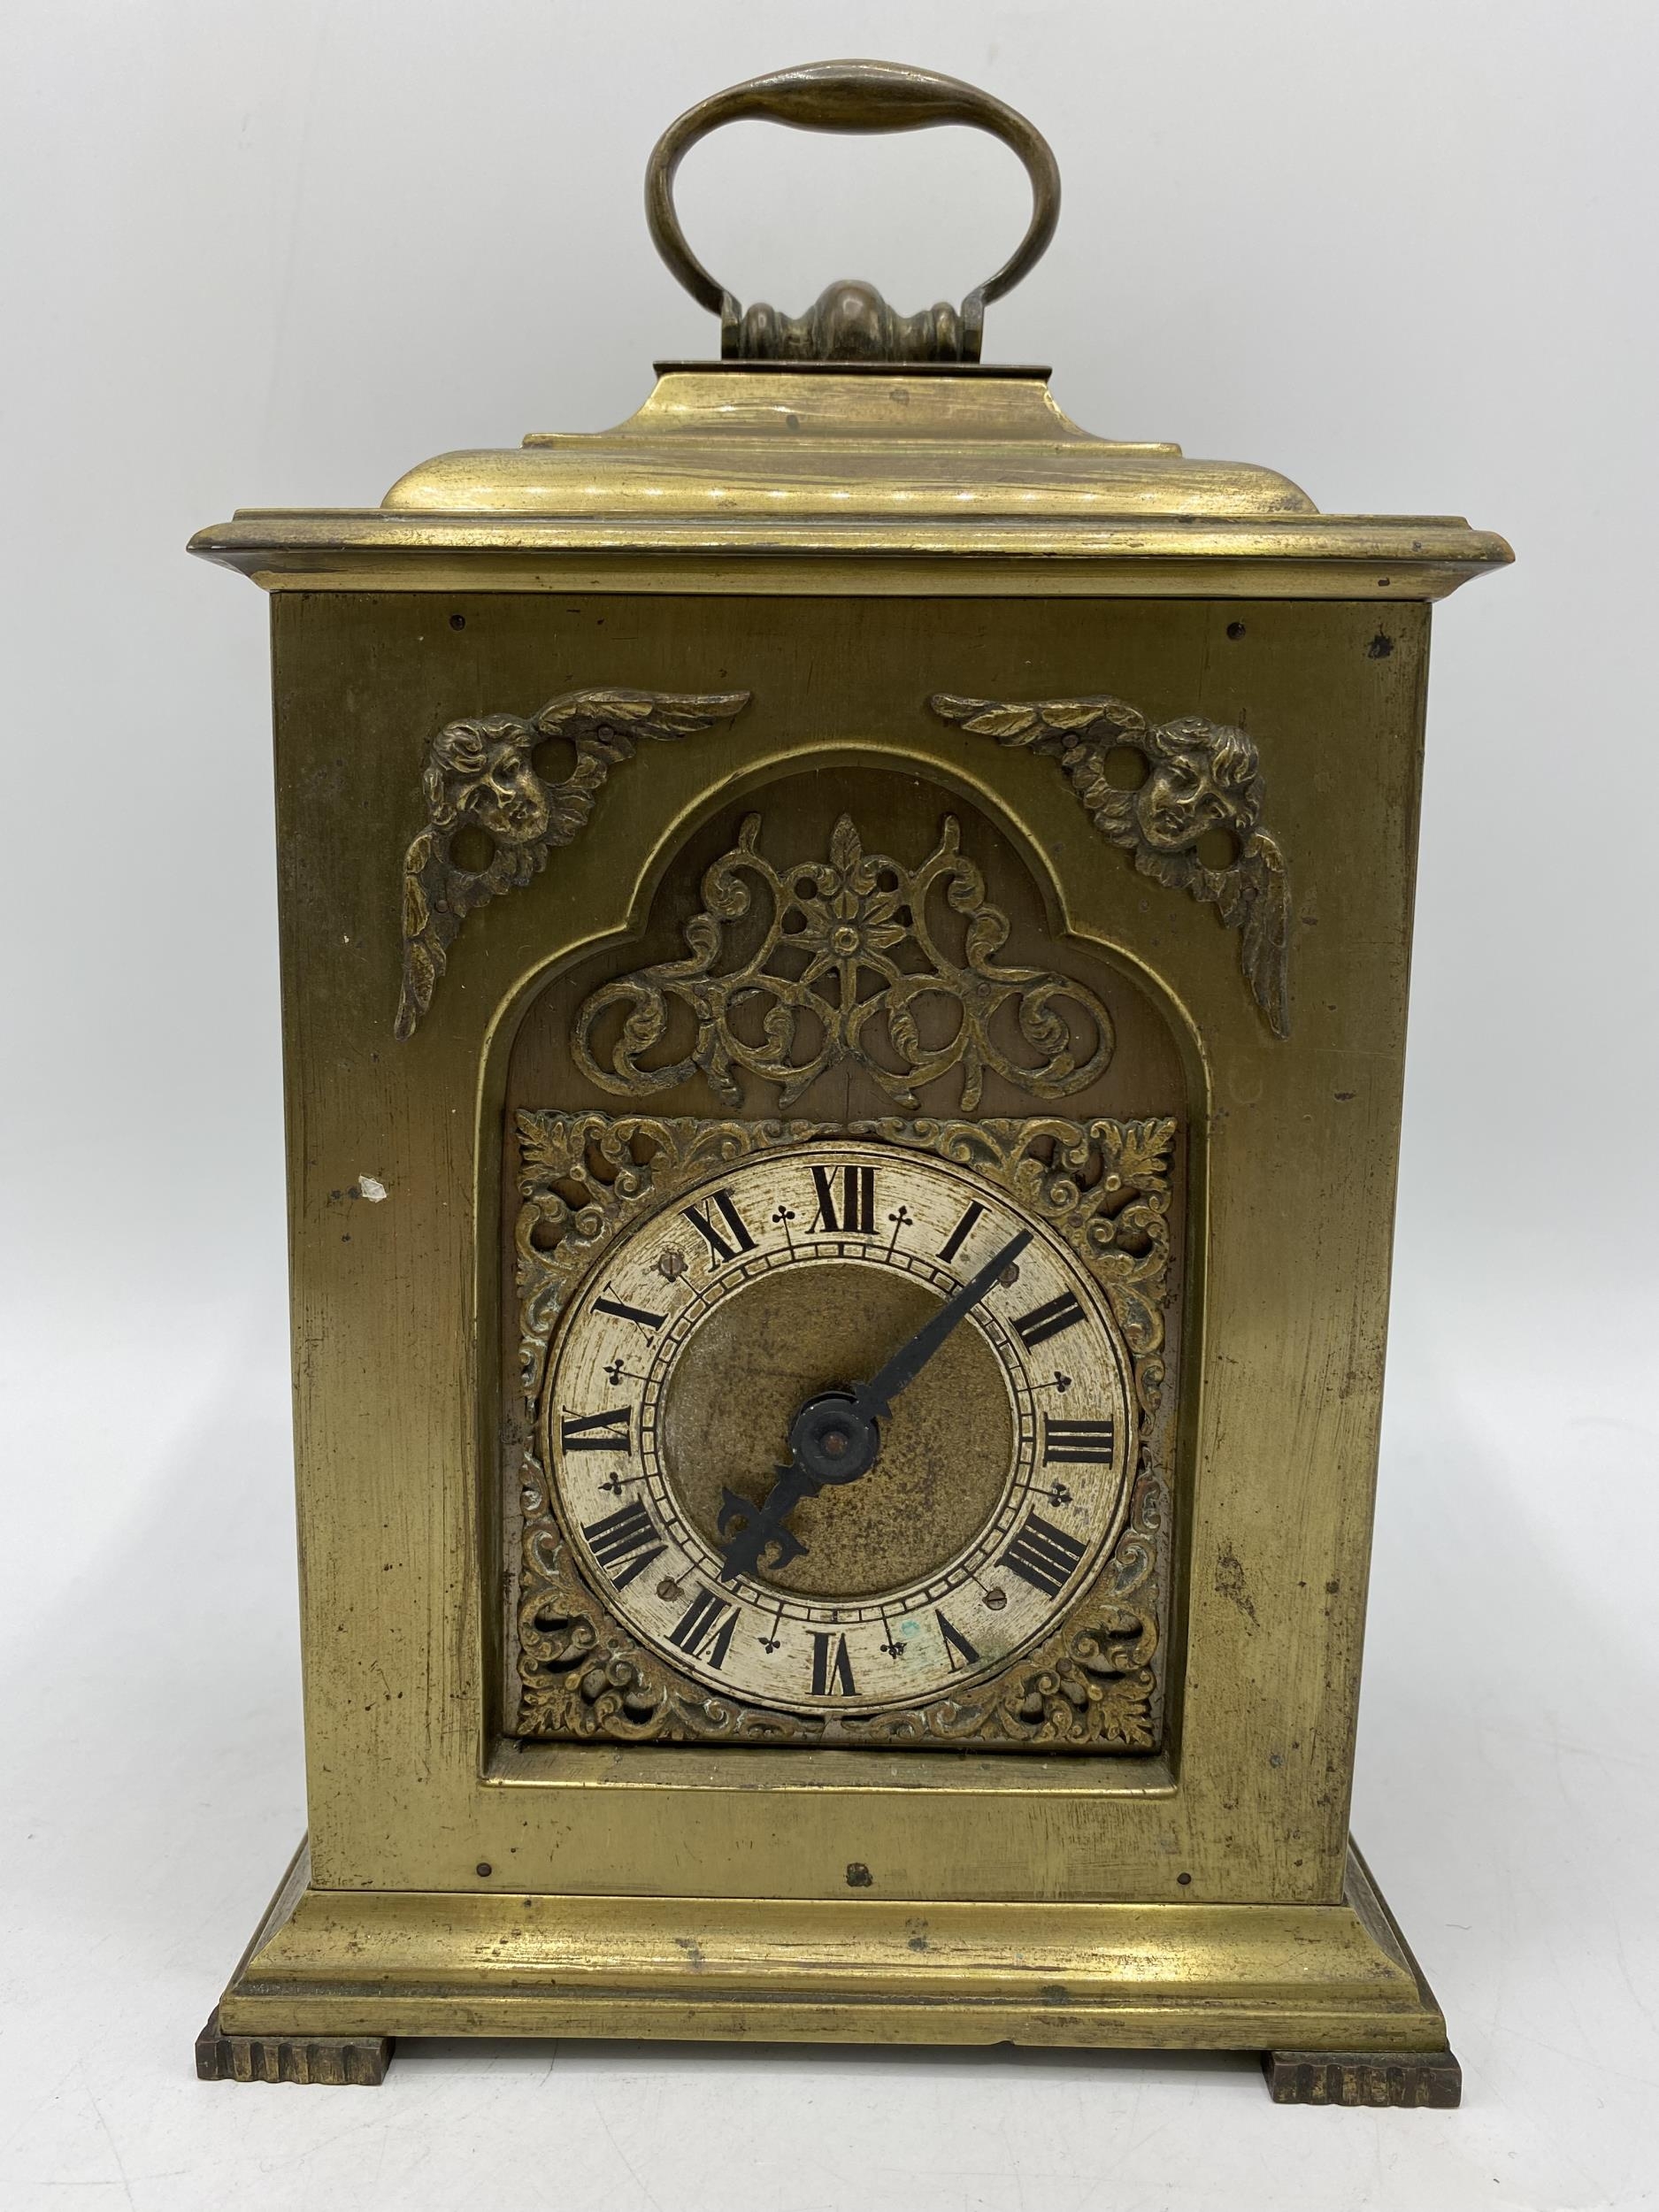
left=495, top=761, right=1202, bottom=1758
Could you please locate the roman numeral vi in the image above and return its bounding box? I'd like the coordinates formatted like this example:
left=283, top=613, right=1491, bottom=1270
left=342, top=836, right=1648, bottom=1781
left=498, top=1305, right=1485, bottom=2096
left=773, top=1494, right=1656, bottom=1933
left=936, top=1610, right=981, bottom=1671
left=810, top=1631, right=856, bottom=1696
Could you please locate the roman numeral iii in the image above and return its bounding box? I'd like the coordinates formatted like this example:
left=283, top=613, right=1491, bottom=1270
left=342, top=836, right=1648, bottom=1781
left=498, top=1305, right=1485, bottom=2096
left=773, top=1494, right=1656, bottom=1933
left=1011, top=1290, right=1087, bottom=1350
left=1042, top=1417, right=1115, bottom=1464
left=681, top=1187, right=757, bottom=1266
left=1000, top=1509, right=1087, bottom=1598
left=558, top=1407, right=632, bottom=1455
left=810, top=1163, right=875, bottom=1235
left=580, top=1500, right=665, bottom=1590
left=667, top=1587, right=741, bottom=1668
left=810, top=1631, right=856, bottom=1696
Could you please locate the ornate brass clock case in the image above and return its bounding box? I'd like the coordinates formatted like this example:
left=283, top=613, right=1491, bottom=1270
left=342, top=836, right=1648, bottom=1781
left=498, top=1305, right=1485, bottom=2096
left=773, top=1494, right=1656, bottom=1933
left=189, top=62, right=1509, bottom=2104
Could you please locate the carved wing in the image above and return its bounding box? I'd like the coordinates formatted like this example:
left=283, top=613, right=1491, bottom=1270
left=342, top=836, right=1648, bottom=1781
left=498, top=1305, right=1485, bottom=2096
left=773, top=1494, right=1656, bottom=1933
left=1233, top=831, right=1291, bottom=1040
left=395, top=687, right=749, bottom=1041
left=929, top=687, right=1294, bottom=1040
left=929, top=693, right=1147, bottom=842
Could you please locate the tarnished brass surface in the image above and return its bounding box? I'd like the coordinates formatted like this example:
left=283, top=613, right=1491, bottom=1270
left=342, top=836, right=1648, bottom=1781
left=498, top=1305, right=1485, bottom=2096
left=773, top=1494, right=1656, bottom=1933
left=183, top=556, right=1488, bottom=2077
left=1263, top=2049, right=1462, bottom=2108
left=216, top=1837, right=1449, bottom=2056
left=195, top=2008, right=389, bottom=2088
left=186, top=366, right=1510, bottom=598
left=216, top=583, right=1432, bottom=1909
left=644, top=60, right=1060, bottom=363
left=664, top=1259, right=1014, bottom=1592
left=187, top=47, right=1514, bottom=2094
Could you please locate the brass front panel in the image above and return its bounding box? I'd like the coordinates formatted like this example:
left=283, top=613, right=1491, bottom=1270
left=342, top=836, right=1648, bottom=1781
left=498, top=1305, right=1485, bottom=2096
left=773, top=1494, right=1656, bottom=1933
left=271, top=587, right=1426, bottom=1908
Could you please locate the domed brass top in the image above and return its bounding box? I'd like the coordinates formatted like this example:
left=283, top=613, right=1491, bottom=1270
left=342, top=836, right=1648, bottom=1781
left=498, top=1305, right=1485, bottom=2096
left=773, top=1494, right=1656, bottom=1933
left=189, top=365, right=1509, bottom=600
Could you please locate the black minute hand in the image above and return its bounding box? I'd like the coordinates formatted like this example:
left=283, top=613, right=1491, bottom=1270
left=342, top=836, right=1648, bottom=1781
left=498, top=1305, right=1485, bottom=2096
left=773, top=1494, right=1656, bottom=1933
left=853, top=1226, right=1032, bottom=1423
left=715, top=1224, right=1032, bottom=1584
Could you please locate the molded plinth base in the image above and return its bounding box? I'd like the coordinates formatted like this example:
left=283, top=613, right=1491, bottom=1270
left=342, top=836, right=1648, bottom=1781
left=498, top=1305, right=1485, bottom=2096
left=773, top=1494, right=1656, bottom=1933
left=199, top=1836, right=1455, bottom=2101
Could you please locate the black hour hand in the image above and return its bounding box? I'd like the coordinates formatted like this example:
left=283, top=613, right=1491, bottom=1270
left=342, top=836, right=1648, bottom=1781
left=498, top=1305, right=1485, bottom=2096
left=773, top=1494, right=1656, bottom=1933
left=717, top=1479, right=810, bottom=1583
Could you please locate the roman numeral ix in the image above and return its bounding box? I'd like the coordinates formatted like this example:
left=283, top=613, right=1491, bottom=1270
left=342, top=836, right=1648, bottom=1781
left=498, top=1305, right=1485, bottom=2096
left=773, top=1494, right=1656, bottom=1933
left=1000, top=1509, right=1088, bottom=1599
left=682, top=1187, right=757, bottom=1267
left=580, top=1500, right=665, bottom=1590
left=810, top=1163, right=876, bottom=1235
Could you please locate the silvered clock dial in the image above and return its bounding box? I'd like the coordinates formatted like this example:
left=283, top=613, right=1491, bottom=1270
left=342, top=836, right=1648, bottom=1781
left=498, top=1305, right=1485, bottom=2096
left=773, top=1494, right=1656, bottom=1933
left=541, top=1140, right=1136, bottom=1717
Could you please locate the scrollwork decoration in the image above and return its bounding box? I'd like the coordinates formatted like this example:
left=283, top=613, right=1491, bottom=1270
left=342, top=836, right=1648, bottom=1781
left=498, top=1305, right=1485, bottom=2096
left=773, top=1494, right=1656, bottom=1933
left=510, top=1111, right=1175, bottom=1749
left=572, top=812, right=1115, bottom=1110
left=929, top=690, right=1292, bottom=1038
left=396, top=687, right=749, bottom=1040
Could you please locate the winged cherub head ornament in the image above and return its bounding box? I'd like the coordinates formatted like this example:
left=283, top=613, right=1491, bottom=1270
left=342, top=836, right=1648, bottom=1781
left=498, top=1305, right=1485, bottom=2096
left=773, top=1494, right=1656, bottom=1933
left=929, top=691, right=1292, bottom=1039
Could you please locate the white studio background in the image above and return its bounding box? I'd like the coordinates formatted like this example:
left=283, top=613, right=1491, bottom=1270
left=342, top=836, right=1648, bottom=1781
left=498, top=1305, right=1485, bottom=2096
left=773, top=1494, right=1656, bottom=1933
left=2, top=4, right=1655, bottom=2208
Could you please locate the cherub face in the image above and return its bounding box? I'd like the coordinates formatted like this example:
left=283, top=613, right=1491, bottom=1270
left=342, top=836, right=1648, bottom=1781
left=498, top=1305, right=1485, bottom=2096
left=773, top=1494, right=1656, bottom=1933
left=445, top=736, right=549, bottom=845
left=1132, top=735, right=1248, bottom=854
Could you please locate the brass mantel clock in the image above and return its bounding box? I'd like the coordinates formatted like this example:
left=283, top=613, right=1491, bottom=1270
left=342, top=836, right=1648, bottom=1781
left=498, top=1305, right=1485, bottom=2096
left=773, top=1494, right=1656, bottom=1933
left=189, top=62, right=1510, bottom=2103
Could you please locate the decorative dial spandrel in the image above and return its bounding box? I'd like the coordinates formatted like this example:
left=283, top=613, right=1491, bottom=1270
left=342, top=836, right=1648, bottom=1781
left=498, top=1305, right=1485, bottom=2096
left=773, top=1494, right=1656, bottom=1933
left=544, top=1141, right=1135, bottom=1717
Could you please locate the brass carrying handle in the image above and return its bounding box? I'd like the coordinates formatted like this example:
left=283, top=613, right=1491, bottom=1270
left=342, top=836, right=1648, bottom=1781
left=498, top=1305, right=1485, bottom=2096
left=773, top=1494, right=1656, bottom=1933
left=645, top=58, right=1061, bottom=363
